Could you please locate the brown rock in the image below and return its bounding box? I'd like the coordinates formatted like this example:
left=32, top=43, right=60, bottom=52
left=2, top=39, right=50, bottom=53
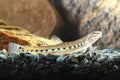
left=0, top=0, right=63, bottom=38
left=0, top=25, right=63, bottom=51
left=0, top=20, right=8, bottom=25
left=53, top=0, right=120, bottom=49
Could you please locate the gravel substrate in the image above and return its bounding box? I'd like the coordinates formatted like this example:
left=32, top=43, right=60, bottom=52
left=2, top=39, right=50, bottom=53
left=0, top=49, right=120, bottom=80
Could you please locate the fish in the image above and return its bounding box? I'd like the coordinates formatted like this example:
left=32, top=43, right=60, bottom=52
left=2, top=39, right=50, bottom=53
left=8, top=31, right=102, bottom=56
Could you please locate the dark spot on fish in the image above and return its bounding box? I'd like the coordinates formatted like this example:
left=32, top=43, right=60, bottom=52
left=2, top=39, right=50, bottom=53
left=77, top=44, right=80, bottom=47
left=57, top=48, right=60, bottom=50
left=69, top=46, right=72, bottom=49
left=19, top=46, right=22, bottom=49
left=52, top=49, right=55, bottom=51
left=31, top=50, right=33, bottom=52
left=63, top=48, right=66, bottom=49
left=40, top=50, right=43, bottom=52
left=36, top=49, right=38, bottom=52
left=45, top=49, right=48, bottom=52
left=74, top=45, right=76, bottom=48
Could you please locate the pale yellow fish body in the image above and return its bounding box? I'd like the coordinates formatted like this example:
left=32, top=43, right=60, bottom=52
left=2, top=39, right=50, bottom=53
left=8, top=31, right=102, bottom=55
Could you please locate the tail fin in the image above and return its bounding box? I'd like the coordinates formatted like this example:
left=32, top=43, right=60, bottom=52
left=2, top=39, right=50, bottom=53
left=8, top=42, right=21, bottom=54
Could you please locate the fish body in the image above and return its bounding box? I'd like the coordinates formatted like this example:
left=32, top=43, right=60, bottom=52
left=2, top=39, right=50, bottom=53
left=8, top=31, right=102, bottom=55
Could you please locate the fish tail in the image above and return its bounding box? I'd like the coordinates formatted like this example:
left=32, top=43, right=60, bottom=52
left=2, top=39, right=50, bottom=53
left=8, top=42, right=21, bottom=54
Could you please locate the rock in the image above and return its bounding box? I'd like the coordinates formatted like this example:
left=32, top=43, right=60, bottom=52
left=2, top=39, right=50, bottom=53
left=0, top=49, right=7, bottom=55
left=0, top=0, right=64, bottom=38
left=37, top=54, right=44, bottom=60
left=52, top=0, right=81, bottom=24
left=45, top=61, right=51, bottom=65
left=0, top=25, right=64, bottom=51
left=0, top=20, right=8, bottom=25
left=52, top=0, right=120, bottom=49
left=45, top=54, right=56, bottom=61
left=73, top=64, right=80, bottom=71
left=36, top=63, right=44, bottom=70
left=69, top=56, right=79, bottom=63
left=112, top=65, right=119, bottom=71
left=56, top=55, right=68, bottom=63
left=52, top=0, right=82, bottom=41
left=96, top=49, right=120, bottom=63
left=0, top=49, right=120, bottom=79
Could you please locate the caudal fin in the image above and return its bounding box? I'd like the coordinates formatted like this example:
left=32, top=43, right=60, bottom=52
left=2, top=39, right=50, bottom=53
left=8, top=42, right=21, bottom=54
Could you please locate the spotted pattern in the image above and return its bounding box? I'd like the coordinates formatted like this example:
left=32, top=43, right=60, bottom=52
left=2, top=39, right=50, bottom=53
left=19, top=40, right=87, bottom=53
left=17, top=31, right=102, bottom=54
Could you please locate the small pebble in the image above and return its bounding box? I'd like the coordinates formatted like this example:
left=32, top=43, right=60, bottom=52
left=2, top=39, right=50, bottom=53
left=56, top=55, right=68, bottom=63
left=112, top=65, right=119, bottom=71
left=0, top=48, right=119, bottom=79
left=0, top=49, right=7, bottom=55
left=36, top=63, right=44, bottom=70
left=46, top=54, right=55, bottom=60
left=45, top=61, right=51, bottom=65
left=74, top=64, right=80, bottom=71
left=37, top=54, right=44, bottom=60
left=70, top=56, right=79, bottom=63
